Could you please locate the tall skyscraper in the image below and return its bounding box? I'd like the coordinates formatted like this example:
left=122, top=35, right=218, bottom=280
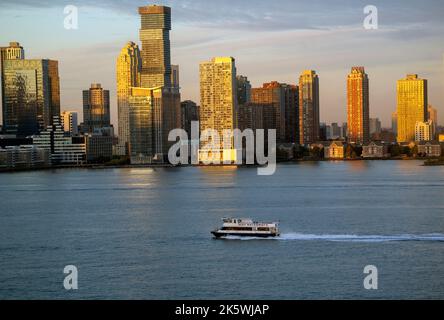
left=3, top=58, right=60, bottom=136
left=117, top=41, right=141, bottom=154
left=369, top=118, right=381, bottom=135
left=283, top=84, right=299, bottom=144
left=61, top=111, right=78, bottom=136
left=128, top=5, right=181, bottom=164
left=331, top=123, right=342, bottom=139
left=199, top=57, right=237, bottom=163
left=139, top=5, right=172, bottom=88
left=171, top=65, right=180, bottom=89
left=347, top=67, right=369, bottom=144
left=1, top=42, right=25, bottom=134
left=428, top=105, right=438, bottom=129
left=83, top=83, right=110, bottom=133
left=181, top=100, right=199, bottom=138
left=1, top=42, right=25, bottom=61
left=391, top=111, right=398, bottom=134
left=299, top=70, right=320, bottom=145
left=251, top=81, right=298, bottom=143
left=236, top=75, right=251, bottom=106
left=251, top=82, right=284, bottom=142
left=128, top=87, right=155, bottom=164
left=397, top=74, right=428, bottom=143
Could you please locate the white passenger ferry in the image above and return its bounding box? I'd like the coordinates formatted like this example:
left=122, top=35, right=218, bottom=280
left=211, top=218, right=280, bottom=239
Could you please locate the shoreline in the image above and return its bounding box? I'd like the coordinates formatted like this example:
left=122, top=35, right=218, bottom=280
left=0, top=157, right=438, bottom=174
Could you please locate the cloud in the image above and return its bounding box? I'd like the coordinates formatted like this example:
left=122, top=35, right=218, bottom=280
left=2, top=0, right=443, bottom=32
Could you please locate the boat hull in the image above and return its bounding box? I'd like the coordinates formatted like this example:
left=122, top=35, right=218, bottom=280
left=211, top=231, right=279, bottom=239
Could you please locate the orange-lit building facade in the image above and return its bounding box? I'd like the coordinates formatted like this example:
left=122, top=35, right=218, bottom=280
left=299, top=70, right=320, bottom=145
left=347, top=67, right=369, bottom=145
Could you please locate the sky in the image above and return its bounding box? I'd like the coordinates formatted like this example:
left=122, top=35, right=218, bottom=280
left=1, top=0, right=443, bottom=129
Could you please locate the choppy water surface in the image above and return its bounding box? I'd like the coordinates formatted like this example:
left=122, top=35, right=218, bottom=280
left=1, top=161, right=444, bottom=299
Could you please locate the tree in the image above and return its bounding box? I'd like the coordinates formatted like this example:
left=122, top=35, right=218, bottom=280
left=310, top=146, right=323, bottom=160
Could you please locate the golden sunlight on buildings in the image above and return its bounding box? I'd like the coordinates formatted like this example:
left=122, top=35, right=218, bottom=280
left=397, top=74, right=428, bottom=143
left=199, top=57, right=238, bottom=163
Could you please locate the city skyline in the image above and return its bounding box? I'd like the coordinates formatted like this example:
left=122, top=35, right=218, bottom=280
left=0, top=0, right=443, bottom=129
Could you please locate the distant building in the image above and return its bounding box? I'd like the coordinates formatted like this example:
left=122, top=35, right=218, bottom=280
left=33, top=116, right=85, bottom=165
left=362, top=141, right=389, bottom=158
left=325, top=124, right=331, bottom=140
left=319, top=123, right=327, bottom=141
left=324, top=141, right=344, bottom=159
left=369, top=118, right=382, bottom=135
left=3, top=58, right=60, bottom=136
left=138, top=5, right=173, bottom=88
left=342, top=123, right=348, bottom=140
left=1, top=42, right=25, bottom=132
left=128, top=5, right=181, bottom=164
left=330, top=123, right=342, bottom=139
left=237, top=103, right=275, bottom=133
left=299, top=70, right=320, bottom=145
left=128, top=86, right=180, bottom=164
left=418, top=141, right=441, bottom=158
left=181, top=100, right=199, bottom=138
left=415, top=120, right=434, bottom=142
left=236, top=75, right=251, bottom=106
left=0, top=145, right=50, bottom=169
left=397, top=74, right=428, bottom=142
left=85, top=133, right=113, bottom=163
left=347, top=67, right=369, bottom=145
left=171, top=65, right=180, bottom=89
left=199, top=57, right=237, bottom=163
left=428, top=105, right=438, bottom=129
left=60, top=111, right=78, bottom=136
left=0, top=42, right=25, bottom=61
left=391, top=111, right=397, bottom=134
left=0, top=136, right=32, bottom=148
left=116, top=41, right=141, bottom=155
left=373, top=130, right=397, bottom=143
left=83, top=83, right=110, bottom=134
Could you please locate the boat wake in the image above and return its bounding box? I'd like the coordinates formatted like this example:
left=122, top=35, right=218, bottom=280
left=223, top=233, right=444, bottom=242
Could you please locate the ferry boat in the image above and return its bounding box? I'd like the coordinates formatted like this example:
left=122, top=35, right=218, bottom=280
left=211, top=218, right=280, bottom=239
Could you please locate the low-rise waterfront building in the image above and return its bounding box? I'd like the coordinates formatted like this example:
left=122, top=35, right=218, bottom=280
left=417, top=141, right=441, bottom=158
left=32, top=116, right=86, bottom=165
left=362, top=141, right=389, bottom=158
left=85, top=133, right=113, bottom=163
left=324, top=141, right=345, bottom=159
left=0, top=145, right=50, bottom=169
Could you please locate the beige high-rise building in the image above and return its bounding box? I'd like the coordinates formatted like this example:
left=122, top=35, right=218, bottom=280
left=415, top=120, right=434, bottom=142
left=299, top=70, right=320, bottom=145
left=347, top=67, right=369, bottom=144
left=428, top=105, right=438, bottom=129
left=391, top=111, right=398, bottom=134
left=116, top=41, right=141, bottom=154
left=397, top=74, right=428, bottom=143
left=199, top=57, right=237, bottom=163
left=60, top=111, right=78, bottom=136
